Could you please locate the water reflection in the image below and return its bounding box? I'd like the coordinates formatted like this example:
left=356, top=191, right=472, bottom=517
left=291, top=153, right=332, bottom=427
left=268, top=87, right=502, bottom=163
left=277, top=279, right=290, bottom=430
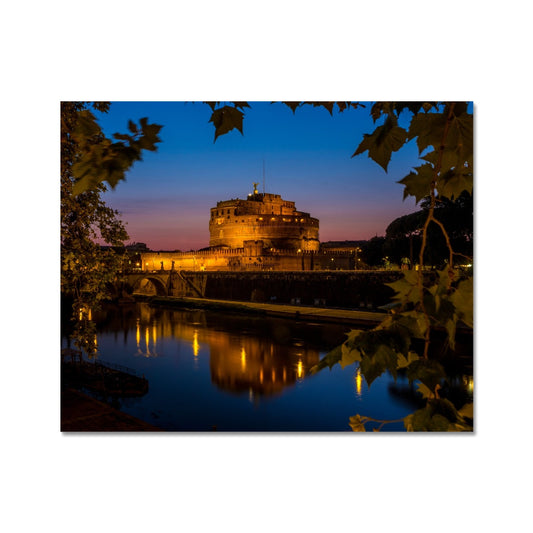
left=62, top=302, right=473, bottom=431
left=354, top=367, right=363, bottom=398
left=208, top=330, right=319, bottom=396
left=135, top=318, right=159, bottom=358
left=96, top=303, right=329, bottom=397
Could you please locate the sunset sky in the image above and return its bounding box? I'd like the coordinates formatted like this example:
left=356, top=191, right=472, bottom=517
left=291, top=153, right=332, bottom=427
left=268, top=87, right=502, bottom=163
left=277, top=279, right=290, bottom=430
left=95, top=101, right=426, bottom=251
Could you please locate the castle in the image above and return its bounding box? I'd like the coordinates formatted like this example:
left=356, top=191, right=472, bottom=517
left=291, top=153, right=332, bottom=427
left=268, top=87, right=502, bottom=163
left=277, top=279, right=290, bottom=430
left=209, top=183, right=319, bottom=251
left=140, top=186, right=354, bottom=271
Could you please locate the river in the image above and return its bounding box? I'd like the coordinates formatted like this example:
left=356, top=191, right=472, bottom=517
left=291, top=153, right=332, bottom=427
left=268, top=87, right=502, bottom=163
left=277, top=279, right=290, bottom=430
left=61, top=301, right=472, bottom=431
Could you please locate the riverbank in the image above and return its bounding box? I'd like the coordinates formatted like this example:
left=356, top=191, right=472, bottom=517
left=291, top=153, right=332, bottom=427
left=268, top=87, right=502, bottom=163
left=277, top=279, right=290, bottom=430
left=146, top=295, right=387, bottom=327
left=61, top=388, right=162, bottom=432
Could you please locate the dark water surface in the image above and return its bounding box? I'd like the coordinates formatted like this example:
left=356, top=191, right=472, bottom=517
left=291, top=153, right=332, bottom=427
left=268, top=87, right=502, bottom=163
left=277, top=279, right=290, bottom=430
left=62, top=302, right=471, bottom=431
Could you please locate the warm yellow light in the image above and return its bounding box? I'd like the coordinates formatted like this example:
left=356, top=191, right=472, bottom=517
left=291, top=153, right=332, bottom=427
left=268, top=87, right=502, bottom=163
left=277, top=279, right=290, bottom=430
left=241, top=347, right=246, bottom=370
left=136, top=320, right=140, bottom=348
left=464, top=376, right=474, bottom=393
left=355, top=368, right=362, bottom=397
left=297, top=360, right=303, bottom=380
left=193, top=330, right=199, bottom=357
left=145, top=327, right=150, bottom=356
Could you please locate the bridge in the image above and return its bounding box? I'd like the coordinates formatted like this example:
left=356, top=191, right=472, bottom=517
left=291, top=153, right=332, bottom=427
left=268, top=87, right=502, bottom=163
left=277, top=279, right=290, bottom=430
left=125, top=270, right=205, bottom=298
left=123, top=269, right=403, bottom=309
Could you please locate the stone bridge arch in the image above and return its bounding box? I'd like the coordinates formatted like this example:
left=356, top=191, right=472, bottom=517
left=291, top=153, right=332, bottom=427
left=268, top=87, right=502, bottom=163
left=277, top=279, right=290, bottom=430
left=130, top=274, right=169, bottom=296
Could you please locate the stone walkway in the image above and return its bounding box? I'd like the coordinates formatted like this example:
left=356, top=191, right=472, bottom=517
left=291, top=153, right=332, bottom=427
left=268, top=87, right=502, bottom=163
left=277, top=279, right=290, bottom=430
left=179, top=297, right=386, bottom=326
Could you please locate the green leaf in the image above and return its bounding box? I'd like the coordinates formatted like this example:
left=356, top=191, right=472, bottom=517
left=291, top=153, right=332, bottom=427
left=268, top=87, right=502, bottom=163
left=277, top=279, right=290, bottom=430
left=422, top=147, right=466, bottom=177
left=437, top=168, right=473, bottom=200
left=408, top=359, right=446, bottom=390
left=397, top=163, right=435, bottom=203
left=352, top=116, right=407, bottom=171
left=450, top=276, right=473, bottom=328
left=416, top=382, right=434, bottom=399
left=75, top=110, right=101, bottom=137
left=429, top=398, right=459, bottom=423
left=385, top=270, right=421, bottom=305
left=358, top=343, right=399, bottom=386
left=128, top=120, right=138, bottom=134
left=407, top=112, right=448, bottom=154
left=309, top=344, right=342, bottom=373
left=394, top=311, right=428, bottom=339
left=447, top=111, right=473, bottom=164
left=209, top=105, right=245, bottom=141
left=397, top=350, right=419, bottom=369
left=70, top=115, right=162, bottom=195
left=349, top=415, right=367, bottom=432
left=428, top=414, right=451, bottom=431
left=340, top=343, right=362, bottom=369
left=409, top=406, right=433, bottom=431
left=370, top=102, right=393, bottom=122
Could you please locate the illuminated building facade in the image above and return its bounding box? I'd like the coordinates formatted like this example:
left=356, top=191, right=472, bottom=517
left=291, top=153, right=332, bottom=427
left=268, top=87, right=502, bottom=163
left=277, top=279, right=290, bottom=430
left=209, top=187, right=319, bottom=251
left=140, top=186, right=355, bottom=271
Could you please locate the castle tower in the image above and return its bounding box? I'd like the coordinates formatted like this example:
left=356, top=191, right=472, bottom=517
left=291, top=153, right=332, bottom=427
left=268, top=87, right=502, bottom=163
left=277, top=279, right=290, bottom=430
left=208, top=187, right=320, bottom=251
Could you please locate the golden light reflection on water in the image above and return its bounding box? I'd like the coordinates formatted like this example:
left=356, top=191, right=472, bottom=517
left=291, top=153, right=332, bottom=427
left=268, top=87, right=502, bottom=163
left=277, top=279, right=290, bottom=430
left=145, top=327, right=151, bottom=357
left=134, top=316, right=159, bottom=357
left=193, top=330, right=200, bottom=357
left=297, top=360, right=303, bottom=381
left=355, top=367, right=362, bottom=397
left=130, top=304, right=321, bottom=396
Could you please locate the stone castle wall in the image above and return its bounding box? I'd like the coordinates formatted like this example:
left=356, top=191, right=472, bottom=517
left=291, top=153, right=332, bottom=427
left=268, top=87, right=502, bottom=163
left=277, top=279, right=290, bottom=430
left=140, top=243, right=355, bottom=272
left=208, top=192, right=319, bottom=251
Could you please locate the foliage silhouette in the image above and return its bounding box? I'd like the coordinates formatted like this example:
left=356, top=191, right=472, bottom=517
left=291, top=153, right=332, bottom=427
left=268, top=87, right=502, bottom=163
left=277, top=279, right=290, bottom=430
left=205, top=101, right=473, bottom=431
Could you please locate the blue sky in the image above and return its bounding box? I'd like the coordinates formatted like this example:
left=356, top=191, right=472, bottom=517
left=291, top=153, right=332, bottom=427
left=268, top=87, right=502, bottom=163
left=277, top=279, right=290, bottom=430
left=95, top=102, right=422, bottom=250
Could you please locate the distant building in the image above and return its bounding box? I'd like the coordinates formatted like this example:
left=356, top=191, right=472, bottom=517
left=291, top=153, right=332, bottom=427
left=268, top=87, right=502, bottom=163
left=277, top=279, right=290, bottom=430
left=140, top=186, right=354, bottom=271
left=209, top=188, right=319, bottom=251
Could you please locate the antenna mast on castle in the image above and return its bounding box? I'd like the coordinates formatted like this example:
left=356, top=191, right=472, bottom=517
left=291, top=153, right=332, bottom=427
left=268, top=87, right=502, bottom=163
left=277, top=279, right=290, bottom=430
left=262, top=159, right=266, bottom=194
